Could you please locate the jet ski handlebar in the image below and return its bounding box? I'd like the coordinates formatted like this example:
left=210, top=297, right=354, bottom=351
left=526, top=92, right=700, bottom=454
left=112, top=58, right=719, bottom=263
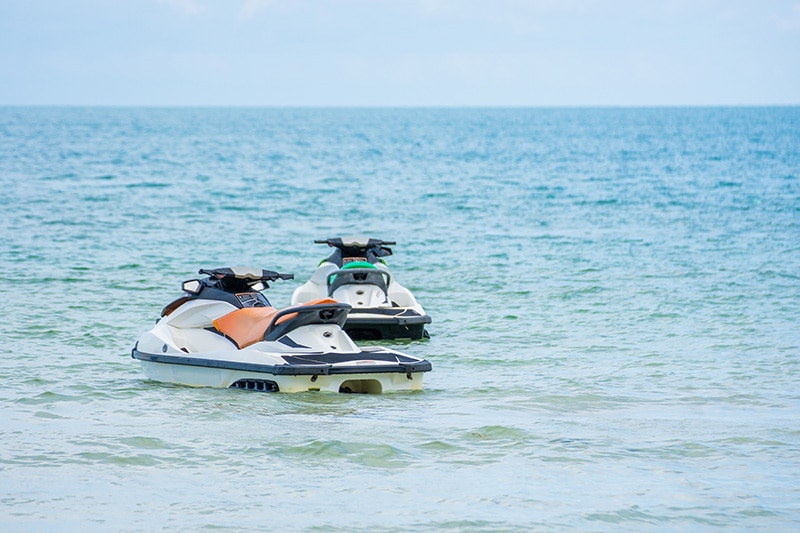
left=315, top=237, right=397, bottom=247
left=198, top=267, right=294, bottom=283
left=183, top=267, right=293, bottom=295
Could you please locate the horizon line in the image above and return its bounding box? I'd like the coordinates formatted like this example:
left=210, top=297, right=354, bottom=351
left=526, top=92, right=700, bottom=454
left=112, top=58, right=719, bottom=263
left=1, top=103, right=799, bottom=109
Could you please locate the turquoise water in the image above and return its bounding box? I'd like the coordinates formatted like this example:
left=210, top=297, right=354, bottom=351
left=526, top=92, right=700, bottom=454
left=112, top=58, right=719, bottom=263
left=1, top=107, right=799, bottom=531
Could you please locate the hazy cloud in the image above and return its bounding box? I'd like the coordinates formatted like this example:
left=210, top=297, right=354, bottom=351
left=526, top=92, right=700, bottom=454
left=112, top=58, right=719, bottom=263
left=776, top=2, right=800, bottom=29
left=158, top=0, right=205, bottom=16
left=240, top=0, right=272, bottom=20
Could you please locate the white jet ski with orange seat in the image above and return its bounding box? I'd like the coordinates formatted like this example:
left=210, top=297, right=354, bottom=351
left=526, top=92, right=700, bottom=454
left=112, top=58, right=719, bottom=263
left=131, top=267, right=432, bottom=393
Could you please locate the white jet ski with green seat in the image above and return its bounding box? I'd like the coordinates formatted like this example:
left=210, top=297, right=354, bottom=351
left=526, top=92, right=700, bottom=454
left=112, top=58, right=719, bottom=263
left=292, top=238, right=432, bottom=340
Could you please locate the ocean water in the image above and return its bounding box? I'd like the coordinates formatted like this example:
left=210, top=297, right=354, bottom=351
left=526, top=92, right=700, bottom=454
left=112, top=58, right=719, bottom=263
left=1, top=106, right=799, bottom=531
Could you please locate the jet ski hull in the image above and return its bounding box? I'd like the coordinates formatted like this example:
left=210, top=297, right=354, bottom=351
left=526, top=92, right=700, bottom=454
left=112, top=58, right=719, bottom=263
left=344, top=309, right=432, bottom=340
left=132, top=345, right=430, bottom=393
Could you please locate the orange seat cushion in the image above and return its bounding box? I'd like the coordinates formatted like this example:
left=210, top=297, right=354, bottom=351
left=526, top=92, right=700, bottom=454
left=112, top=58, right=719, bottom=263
left=213, top=307, right=280, bottom=349
left=213, top=298, right=341, bottom=348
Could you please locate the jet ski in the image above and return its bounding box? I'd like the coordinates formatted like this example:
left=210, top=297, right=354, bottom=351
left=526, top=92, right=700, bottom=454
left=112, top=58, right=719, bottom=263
left=291, top=237, right=432, bottom=340
left=131, top=267, right=432, bottom=393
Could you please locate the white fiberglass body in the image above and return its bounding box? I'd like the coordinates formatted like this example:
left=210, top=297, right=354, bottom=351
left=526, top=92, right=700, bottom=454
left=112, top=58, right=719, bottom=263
left=292, top=238, right=431, bottom=340
left=132, top=267, right=431, bottom=393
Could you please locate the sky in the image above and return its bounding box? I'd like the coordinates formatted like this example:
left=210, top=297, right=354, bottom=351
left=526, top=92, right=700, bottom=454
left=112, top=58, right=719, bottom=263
left=1, top=0, right=799, bottom=106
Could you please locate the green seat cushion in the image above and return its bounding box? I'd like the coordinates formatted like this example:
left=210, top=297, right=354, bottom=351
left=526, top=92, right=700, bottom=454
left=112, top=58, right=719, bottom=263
left=341, top=261, right=376, bottom=270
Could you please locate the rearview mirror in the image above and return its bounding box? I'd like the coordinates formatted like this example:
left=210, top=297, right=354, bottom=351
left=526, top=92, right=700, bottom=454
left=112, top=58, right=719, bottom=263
left=182, top=279, right=202, bottom=294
